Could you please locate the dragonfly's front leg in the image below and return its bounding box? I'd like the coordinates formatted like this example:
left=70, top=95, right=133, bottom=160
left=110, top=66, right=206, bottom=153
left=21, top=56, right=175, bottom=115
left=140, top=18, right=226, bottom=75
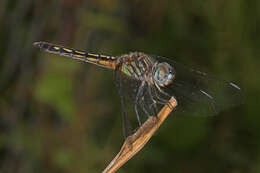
left=152, top=86, right=174, bottom=109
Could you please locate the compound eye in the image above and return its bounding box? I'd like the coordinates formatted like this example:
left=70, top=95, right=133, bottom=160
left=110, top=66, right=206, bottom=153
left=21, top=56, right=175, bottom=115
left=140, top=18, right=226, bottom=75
left=154, top=62, right=175, bottom=87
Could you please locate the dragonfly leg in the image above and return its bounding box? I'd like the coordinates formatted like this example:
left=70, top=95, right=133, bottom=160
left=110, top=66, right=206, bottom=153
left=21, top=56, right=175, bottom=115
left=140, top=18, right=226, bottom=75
left=153, top=83, right=175, bottom=109
left=139, top=96, right=150, bottom=118
left=152, top=86, right=168, bottom=103
left=154, top=82, right=171, bottom=98
left=148, top=85, right=158, bottom=116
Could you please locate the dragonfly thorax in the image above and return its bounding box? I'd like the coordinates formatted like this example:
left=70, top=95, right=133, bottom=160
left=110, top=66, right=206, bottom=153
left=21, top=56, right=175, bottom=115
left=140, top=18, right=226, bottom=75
left=118, top=52, right=154, bottom=81
left=118, top=53, right=175, bottom=87
left=153, top=62, right=175, bottom=87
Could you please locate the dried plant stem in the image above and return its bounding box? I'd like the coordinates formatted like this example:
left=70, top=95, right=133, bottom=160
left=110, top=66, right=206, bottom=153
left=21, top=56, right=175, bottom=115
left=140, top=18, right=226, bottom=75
left=102, top=97, right=177, bottom=173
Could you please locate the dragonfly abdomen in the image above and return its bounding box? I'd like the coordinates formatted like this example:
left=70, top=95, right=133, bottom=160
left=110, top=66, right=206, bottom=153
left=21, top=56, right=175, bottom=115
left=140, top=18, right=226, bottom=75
left=33, top=42, right=117, bottom=69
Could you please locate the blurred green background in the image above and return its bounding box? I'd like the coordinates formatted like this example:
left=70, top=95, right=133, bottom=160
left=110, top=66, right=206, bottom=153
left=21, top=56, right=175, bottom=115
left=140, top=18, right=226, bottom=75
left=0, top=0, right=259, bottom=172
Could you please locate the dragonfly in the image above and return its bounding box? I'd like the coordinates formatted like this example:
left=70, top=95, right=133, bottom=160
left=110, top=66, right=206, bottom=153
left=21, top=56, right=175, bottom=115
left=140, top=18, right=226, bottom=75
left=33, top=42, right=242, bottom=138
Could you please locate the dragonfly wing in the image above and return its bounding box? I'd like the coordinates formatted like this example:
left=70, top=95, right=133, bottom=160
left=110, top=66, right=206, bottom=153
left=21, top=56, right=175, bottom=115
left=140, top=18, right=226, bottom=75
left=115, top=69, right=134, bottom=138
left=153, top=55, right=243, bottom=116
left=115, top=69, right=158, bottom=138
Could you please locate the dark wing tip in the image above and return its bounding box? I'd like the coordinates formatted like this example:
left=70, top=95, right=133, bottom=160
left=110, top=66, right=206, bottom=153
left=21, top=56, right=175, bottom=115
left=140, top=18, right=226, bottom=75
left=229, top=82, right=241, bottom=90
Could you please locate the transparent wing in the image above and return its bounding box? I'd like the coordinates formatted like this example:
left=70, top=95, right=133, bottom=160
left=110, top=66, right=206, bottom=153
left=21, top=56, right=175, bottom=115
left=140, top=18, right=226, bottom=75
left=152, top=55, right=243, bottom=117
left=114, top=67, right=159, bottom=138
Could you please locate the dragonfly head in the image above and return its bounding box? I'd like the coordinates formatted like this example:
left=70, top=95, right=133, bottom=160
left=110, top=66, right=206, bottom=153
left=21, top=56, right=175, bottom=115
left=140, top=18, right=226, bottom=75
left=153, top=62, right=175, bottom=87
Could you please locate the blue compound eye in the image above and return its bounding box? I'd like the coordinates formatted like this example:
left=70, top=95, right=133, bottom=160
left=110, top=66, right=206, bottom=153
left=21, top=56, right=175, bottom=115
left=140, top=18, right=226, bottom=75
left=154, top=62, right=175, bottom=87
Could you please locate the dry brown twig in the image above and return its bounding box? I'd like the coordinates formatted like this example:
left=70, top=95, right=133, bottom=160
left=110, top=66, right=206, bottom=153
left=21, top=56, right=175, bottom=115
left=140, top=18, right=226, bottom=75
left=102, top=97, right=177, bottom=173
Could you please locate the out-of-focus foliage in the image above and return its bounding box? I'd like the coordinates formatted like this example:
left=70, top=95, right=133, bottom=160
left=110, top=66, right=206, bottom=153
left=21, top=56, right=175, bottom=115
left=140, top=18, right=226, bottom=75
left=0, top=0, right=259, bottom=172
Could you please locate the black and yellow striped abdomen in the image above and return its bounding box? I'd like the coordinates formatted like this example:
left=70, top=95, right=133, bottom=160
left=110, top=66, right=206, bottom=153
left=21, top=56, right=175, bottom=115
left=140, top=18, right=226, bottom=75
left=33, top=42, right=117, bottom=69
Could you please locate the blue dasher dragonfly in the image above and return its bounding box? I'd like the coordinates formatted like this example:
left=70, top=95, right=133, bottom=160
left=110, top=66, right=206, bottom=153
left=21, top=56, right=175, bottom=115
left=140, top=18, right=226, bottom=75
left=33, top=42, right=242, bottom=137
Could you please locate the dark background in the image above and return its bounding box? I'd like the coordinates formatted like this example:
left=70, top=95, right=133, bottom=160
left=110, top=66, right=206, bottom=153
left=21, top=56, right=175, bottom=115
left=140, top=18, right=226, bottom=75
left=0, top=0, right=259, bottom=172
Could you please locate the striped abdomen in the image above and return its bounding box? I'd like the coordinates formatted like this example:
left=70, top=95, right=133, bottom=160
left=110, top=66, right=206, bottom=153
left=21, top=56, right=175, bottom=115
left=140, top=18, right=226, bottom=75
left=33, top=42, right=117, bottom=69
